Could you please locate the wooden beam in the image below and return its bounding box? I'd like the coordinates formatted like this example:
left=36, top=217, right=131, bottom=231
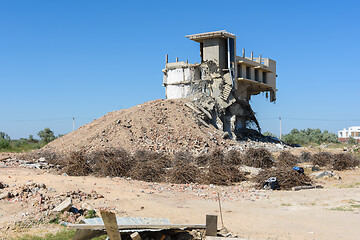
left=205, top=215, right=217, bottom=236
left=100, top=211, right=122, bottom=240
left=68, top=223, right=206, bottom=230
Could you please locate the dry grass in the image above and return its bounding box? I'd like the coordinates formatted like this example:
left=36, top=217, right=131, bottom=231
left=311, top=152, right=333, bottom=167
left=203, top=162, right=246, bottom=185
left=64, top=150, right=92, bottom=176
left=254, top=168, right=312, bottom=190
left=243, top=148, right=274, bottom=168
left=276, top=151, right=299, bottom=168
left=168, top=162, right=202, bottom=184
left=331, top=153, right=359, bottom=171
left=89, top=148, right=133, bottom=177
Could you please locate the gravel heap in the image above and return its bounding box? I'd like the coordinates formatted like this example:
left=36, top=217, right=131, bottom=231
left=40, top=99, right=245, bottom=155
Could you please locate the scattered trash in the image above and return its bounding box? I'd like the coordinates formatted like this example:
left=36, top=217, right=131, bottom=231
left=263, top=177, right=280, bottom=190
left=293, top=167, right=304, bottom=174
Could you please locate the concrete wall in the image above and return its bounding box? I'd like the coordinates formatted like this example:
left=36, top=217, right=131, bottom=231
left=203, top=38, right=228, bottom=69
left=163, top=62, right=194, bottom=99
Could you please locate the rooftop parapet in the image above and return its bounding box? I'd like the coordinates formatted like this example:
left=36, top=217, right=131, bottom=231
left=186, top=30, right=235, bottom=42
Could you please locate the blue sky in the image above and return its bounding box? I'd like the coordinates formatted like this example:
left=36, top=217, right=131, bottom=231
left=1, top=0, right=359, bottom=139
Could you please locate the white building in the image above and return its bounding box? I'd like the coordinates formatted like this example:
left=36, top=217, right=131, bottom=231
left=338, top=126, right=360, bottom=142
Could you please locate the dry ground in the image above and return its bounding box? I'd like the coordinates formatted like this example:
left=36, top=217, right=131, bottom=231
left=0, top=162, right=359, bottom=240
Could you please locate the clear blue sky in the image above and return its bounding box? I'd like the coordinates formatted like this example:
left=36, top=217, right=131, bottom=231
left=1, top=0, right=359, bottom=139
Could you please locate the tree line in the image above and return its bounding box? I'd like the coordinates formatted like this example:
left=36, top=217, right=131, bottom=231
left=264, top=128, right=340, bottom=145
left=0, top=128, right=61, bottom=152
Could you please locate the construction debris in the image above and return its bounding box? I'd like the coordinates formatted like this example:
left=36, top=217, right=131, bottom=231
left=53, top=197, right=72, bottom=212
left=292, top=185, right=323, bottom=191
left=0, top=182, right=8, bottom=189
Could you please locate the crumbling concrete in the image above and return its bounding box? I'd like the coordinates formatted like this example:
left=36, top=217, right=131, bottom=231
left=163, top=30, right=277, bottom=140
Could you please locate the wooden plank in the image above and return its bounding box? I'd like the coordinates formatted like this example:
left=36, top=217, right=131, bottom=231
left=68, top=223, right=206, bottom=230
left=100, top=211, right=121, bottom=240
left=205, top=215, right=217, bottom=236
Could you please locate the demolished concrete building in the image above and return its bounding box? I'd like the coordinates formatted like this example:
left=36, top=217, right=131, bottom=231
left=162, top=30, right=277, bottom=140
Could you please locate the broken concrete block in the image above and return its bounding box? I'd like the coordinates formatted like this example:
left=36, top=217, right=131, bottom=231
left=53, top=197, right=72, bottom=212
left=311, top=171, right=336, bottom=179
left=81, top=202, right=94, bottom=211
left=0, top=192, right=10, bottom=200
left=130, top=232, right=142, bottom=240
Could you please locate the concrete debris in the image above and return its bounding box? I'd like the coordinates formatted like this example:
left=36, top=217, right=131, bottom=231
left=0, top=181, right=9, bottom=189
left=311, top=171, right=337, bottom=179
left=53, top=197, right=72, bottom=212
left=292, top=185, right=323, bottom=191
left=0, top=192, right=10, bottom=200
left=17, top=99, right=289, bottom=161
left=0, top=182, right=106, bottom=232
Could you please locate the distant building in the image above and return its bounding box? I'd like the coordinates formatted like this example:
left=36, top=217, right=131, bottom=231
left=338, top=126, right=360, bottom=143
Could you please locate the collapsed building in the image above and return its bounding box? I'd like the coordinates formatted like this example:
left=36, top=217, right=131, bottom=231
left=162, top=30, right=277, bottom=140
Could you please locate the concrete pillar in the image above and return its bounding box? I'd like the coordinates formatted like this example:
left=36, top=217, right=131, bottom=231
left=250, top=67, right=255, bottom=81
left=258, top=69, right=263, bottom=83
left=235, top=116, right=247, bottom=130
left=241, top=64, right=246, bottom=78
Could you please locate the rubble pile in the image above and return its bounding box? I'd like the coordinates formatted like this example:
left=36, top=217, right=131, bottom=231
left=38, top=99, right=235, bottom=155
left=0, top=181, right=8, bottom=189
left=26, top=99, right=287, bottom=160
left=0, top=157, right=59, bottom=170
left=143, top=182, right=269, bottom=202
left=0, top=180, right=104, bottom=231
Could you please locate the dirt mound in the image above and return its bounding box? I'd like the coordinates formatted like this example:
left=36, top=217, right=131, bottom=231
left=40, top=99, right=238, bottom=155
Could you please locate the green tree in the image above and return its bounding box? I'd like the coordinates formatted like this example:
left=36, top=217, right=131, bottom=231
left=37, top=128, right=56, bottom=143
left=0, top=132, right=10, bottom=140
left=0, top=131, right=11, bottom=149
left=28, top=134, right=38, bottom=143
left=282, top=128, right=339, bottom=145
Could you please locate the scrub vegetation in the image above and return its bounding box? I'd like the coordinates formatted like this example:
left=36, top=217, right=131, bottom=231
left=0, top=129, right=61, bottom=153
left=282, top=128, right=339, bottom=146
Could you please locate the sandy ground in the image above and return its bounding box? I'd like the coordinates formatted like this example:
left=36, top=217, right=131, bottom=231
left=0, top=165, right=359, bottom=240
